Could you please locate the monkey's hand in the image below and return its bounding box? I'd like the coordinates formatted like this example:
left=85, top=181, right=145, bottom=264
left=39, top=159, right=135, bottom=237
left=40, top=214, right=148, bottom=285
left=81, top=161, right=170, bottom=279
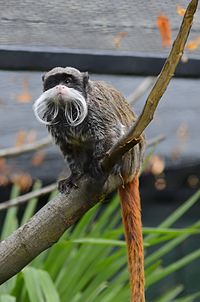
left=58, top=174, right=80, bottom=194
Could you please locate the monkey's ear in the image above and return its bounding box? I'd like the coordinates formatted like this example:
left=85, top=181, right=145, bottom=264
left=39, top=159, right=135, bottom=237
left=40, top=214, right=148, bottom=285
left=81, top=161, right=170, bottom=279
left=82, top=72, right=89, bottom=87
left=42, top=73, right=45, bottom=82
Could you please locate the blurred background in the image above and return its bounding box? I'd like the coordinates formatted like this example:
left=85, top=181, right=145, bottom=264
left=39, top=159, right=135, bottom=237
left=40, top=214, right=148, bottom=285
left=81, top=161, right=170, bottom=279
left=0, top=0, right=200, bottom=301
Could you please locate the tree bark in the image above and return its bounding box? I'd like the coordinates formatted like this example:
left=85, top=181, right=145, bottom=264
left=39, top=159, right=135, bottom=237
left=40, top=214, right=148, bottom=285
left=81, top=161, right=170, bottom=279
left=0, top=175, right=106, bottom=284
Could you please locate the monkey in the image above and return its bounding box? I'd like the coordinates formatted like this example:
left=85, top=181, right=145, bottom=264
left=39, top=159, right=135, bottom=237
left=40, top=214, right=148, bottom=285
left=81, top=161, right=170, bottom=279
left=33, top=67, right=145, bottom=302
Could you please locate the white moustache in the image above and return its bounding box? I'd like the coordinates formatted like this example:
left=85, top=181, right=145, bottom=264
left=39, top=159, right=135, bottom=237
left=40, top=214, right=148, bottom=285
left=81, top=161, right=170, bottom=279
left=33, top=86, right=88, bottom=127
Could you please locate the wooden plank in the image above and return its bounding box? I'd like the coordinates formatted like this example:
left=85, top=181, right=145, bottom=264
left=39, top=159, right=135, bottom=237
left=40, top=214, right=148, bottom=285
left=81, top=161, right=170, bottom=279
left=0, top=0, right=199, bottom=55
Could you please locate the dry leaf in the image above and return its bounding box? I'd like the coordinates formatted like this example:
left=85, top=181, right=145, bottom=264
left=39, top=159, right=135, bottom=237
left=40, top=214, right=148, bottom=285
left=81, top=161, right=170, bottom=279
left=176, top=5, right=186, bottom=17
left=16, top=79, right=32, bottom=103
left=0, top=175, right=9, bottom=186
left=11, top=172, right=32, bottom=192
left=27, top=130, right=37, bottom=144
left=114, top=31, right=128, bottom=49
left=186, top=36, right=200, bottom=52
left=15, top=130, right=27, bottom=147
left=0, top=158, right=7, bottom=173
left=147, top=155, right=165, bottom=175
left=0, top=97, right=5, bottom=105
left=157, top=14, right=172, bottom=48
left=171, top=147, right=181, bottom=160
left=176, top=123, right=189, bottom=142
left=187, top=175, right=199, bottom=189
left=154, top=177, right=167, bottom=190
left=31, top=151, right=46, bottom=166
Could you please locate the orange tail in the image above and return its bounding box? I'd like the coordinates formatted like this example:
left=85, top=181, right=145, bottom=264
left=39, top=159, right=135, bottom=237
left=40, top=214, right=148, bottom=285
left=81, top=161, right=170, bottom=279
left=118, top=176, right=145, bottom=302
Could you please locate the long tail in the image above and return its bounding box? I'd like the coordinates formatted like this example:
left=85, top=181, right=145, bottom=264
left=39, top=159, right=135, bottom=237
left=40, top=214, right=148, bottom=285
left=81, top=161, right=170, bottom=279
left=118, top=176, right=145, bottom=302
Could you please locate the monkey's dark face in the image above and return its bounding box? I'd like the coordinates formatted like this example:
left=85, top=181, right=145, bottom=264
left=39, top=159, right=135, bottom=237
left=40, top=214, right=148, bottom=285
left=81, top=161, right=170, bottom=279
left=33, top=67, right=89, bottom=127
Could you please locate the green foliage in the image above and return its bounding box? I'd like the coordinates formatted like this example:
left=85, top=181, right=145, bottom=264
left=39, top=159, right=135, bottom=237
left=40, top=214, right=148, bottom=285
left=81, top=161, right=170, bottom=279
left=0, top=183, right=200, bottom=302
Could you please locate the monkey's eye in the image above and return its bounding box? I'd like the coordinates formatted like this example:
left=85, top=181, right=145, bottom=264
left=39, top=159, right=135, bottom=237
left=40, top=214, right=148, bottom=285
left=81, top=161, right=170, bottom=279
left=65, top=77, right=72, bottom=85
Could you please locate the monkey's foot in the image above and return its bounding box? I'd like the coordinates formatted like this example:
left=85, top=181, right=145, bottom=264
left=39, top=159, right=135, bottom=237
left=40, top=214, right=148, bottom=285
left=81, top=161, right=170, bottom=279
left=58, top=176, right=79, bottom=194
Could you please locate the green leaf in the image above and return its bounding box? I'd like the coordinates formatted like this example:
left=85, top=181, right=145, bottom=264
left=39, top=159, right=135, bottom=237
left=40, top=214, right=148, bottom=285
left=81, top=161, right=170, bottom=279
left=156, top=285, right=183, bottom=302
left=38, top=269, right=60, bottom=302
left=145, top=235, right=188, bottom=267
left=145, top=189, right=200, bottom=242
left=159, top=190, right=200, bottom=228
left=143, top=227, right=200, bottom=235
left=20, top=180, right=42, bottom=225
left=1, top=185, right=20, bottom=240
left=146, top=248, right=200, bottom=287
left=174, top=291, right=200, bottom=302
left=2, top=183, right=200, bottom=302
left=75, top=250, right=126, bottom=302
left=51, top=197, right=126, bottom=302
left=23, top=267, right=44, bottom=302
left=0, top=295, right=16, bottom=302
left=145, top=260, right=162, bottom=277
left=68, top=238, right=126, bottom=246
left=0, top=277, right=16, bottom=296
left=23, top=267, right=60, bottom=302
left=145, top=219, right=200, bottom=267
left=11, top=273, right=27, bottom=302
left=145, top=234, right=176, bottom=246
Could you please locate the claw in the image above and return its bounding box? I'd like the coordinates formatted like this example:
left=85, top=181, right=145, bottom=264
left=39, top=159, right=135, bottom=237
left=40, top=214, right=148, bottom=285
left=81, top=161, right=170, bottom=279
left=58, top=176, right=78, bottom=194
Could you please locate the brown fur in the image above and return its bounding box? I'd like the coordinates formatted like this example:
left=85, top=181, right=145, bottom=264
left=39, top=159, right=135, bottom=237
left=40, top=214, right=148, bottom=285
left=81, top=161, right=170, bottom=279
left=119, top=176, right=145, bottom=302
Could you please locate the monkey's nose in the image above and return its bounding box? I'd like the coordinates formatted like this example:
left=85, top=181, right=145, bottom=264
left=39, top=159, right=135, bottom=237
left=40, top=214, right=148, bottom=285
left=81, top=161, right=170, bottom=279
left=56, top=85, right=66, bottom=93
left=56, top=85, right=65, bottom=90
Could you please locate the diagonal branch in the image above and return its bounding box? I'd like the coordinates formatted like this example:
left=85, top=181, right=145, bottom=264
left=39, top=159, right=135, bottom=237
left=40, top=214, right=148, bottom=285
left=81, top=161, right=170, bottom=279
left=0, top=0, right=198, bottom=285
left=0, top=176, right=106, bottom=284
left=101, top=0, right=198, bottom=172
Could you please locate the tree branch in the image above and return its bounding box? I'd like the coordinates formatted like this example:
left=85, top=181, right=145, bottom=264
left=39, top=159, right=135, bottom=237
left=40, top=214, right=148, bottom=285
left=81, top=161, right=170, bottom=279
left=0, top=134, right=164, bottom=212
left=0, top=134, right=165, bottom=212
left=0, top=137, right=51, bottom=159
left=101, top=0, right=198, bottom=172
left=0, top=176, right=106, bottom=284
left=147, top=134, right=166, bottom=147
left=0, top=0, right=198, bottom=285
left=0, top=183, right=57, bottom=211
left=127, top=77, right=156, bottom=105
